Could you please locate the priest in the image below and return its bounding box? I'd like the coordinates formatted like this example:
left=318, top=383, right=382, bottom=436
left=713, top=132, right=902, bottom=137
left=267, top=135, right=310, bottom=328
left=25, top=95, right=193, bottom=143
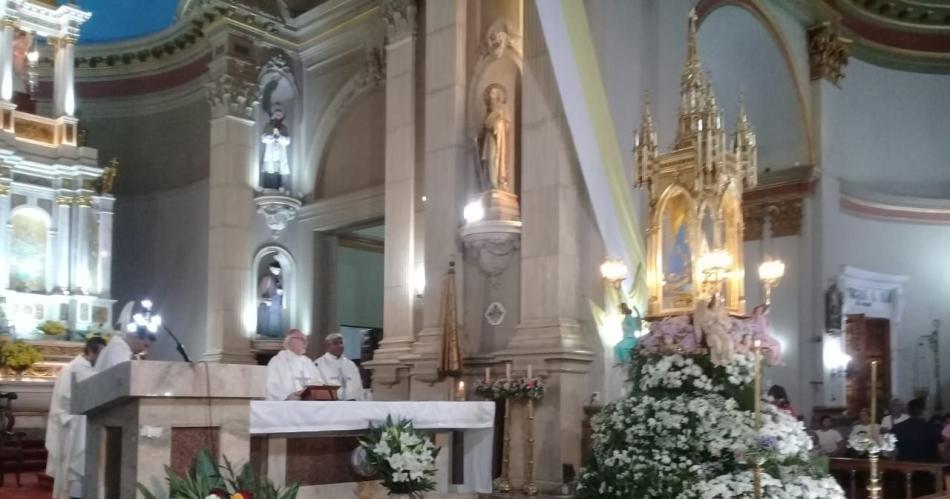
left=314, top=333, right=365, bottom=401
left=266, top=329, right=325, bottom=400
left=95, top=301, right=157, bottom=373
left=45, top=337, right=106, bottom=499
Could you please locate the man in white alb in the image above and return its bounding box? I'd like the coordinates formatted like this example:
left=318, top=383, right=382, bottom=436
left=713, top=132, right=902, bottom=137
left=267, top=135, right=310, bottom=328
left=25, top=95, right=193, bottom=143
left=266, top=329, right=325, bottom=400
left=95, top=301, right=156, bottom=373
left=45, top=337, right=106, bottom=499
left=314, top=333, right=365, bottom=401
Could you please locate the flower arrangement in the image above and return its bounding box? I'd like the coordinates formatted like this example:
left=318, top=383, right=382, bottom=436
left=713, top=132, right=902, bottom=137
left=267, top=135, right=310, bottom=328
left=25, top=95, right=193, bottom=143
left=0, top=340, right=42, bottom=373
left=136, top=449, right=298, bottom=499
left=39, top=320, right=67, bottom=336
left=474, top=376, right=545, bottom=400
left=576, top=312, right=845, bottom=498
left=360, top=416, right=440, bottom=498
left=848, top=432, right=897, bottom=454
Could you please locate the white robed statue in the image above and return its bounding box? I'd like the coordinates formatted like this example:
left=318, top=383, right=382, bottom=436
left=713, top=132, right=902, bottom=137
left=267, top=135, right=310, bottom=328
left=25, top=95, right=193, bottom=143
left=260, top=103, right=291, bottom=190
left=477, top=83, right=513, bottom=193
left=45, top=337, right=106, bottom=499
left=314, top=333, right=365, bottom=401
left=265, top=329, right=326, bottom=400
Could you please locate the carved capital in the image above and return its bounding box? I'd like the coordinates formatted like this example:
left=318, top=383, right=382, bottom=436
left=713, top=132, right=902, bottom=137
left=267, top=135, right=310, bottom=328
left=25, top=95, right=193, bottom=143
left=382, top=0, right=416, bottom=42
left=808, top=22, right=851, bottom=87
left=207, top=73, right=260, bottom=120
left=460, top=221, right=522, bottom=286
left=255, top=194, right=302, bottom=238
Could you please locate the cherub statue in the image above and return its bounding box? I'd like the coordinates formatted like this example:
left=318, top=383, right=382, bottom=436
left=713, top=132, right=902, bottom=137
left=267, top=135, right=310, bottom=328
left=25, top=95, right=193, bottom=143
left=696, top=296, right=734, bottom=366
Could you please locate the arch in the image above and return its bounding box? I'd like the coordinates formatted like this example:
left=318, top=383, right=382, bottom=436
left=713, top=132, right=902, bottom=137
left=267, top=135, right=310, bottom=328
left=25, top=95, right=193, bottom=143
left=8, top=205, right=51, bottom=293
left=249, top=244, right=297, bottom=338
left=313, top=85, right=385, bottom=199
left=302, top=66, right=384, bottom=201
left=696, top=0, right=815, bottom=165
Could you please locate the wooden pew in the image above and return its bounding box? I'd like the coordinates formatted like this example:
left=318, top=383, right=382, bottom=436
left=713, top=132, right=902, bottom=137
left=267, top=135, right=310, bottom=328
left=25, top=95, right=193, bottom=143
left=830, top=458, right=948, bottom=499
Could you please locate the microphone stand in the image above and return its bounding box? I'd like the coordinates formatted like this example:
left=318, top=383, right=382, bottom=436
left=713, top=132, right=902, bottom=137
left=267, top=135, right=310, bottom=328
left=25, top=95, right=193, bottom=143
left=162, top=325, right=192, bottom=363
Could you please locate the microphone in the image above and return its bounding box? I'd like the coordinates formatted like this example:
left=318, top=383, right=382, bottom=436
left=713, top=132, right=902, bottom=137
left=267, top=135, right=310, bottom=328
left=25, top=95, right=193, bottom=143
left=162, top=325, right=192, bottom=363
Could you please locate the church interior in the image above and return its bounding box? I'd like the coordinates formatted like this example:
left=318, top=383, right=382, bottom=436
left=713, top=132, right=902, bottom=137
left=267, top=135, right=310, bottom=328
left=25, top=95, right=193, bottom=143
left=0, top=0, right=949, bottom=498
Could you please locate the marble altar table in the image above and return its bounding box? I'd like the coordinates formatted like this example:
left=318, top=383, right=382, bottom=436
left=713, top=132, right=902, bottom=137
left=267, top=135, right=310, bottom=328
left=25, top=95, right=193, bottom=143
left=249, top=400, right=495, bottom=496
left=74, top=361, right=266, bottom=499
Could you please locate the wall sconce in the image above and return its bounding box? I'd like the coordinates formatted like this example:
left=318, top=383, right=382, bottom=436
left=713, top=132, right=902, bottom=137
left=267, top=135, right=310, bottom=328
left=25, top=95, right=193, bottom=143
left=599, top=257, right=628, bottom=289
left=758, top=259, right=785, bottom=305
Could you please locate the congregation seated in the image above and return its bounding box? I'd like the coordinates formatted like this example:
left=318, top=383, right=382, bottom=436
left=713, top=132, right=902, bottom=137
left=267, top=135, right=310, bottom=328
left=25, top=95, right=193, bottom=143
left=893, top=399, right=947, bottom=462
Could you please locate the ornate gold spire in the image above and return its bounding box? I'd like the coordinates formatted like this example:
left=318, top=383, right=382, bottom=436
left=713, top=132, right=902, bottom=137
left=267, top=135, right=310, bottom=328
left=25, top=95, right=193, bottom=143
left=732, top=95, right=757, bottom=189
left=634, top=93, right=657, bottom=188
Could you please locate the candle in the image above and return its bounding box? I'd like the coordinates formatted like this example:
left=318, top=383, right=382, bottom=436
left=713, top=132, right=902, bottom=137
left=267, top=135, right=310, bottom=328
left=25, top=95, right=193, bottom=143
left=456, top=380, right=466, bottom=401
left=485, top=367, right=490, bottom=383
left=871, top=360, right=878, bottom=434
left=506, top=363, right=511, bottom=379
left=527, top=364, right=533, bottom=379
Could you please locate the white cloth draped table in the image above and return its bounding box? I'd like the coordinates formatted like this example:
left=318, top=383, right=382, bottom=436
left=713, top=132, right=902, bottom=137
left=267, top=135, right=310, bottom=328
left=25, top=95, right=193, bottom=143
left=250, top=400, right=495, bottom=493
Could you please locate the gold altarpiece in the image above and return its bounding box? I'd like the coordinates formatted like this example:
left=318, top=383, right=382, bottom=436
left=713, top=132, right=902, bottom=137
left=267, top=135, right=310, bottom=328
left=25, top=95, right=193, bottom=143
left=635, top=11, right=757, bottom=319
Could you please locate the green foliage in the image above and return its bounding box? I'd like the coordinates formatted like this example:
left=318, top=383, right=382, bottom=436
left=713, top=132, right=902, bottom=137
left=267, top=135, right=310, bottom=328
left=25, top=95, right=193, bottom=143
left=0, top=340, right=42, bottom=371
left=38, top=320, right=67, bottom=336
left=136, top=449, right=299, bottom=499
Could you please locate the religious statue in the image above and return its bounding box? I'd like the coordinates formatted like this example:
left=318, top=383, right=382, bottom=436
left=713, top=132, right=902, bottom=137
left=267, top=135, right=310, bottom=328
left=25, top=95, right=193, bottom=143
left=695, top=296, right=734, bottom=366
left=95, top=158, right=118, bottom=195
left=476, top=83, right=512, bottom=193
left=825, top=281, right=843, bottom=333
left=261, top=103, right=291, bottom=190
left=613, top=303, right=641, bottom=365
left=257, top=261, right=284, bottom=337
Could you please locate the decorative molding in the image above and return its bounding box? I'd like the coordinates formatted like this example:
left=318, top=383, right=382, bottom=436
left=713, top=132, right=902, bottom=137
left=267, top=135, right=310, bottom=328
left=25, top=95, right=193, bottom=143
left=839, top=181, right=950, bottom=225
left=485, top=302, right=507, bottom=327
left=206, top=73, right=260, bottom=120
left=255, top=194, right=303, bottom=237
left=382, top=0, right=416, bottom=41
left=483, top=19, right=522, bottom=59
left=460, top=220, right=522, bottom=286
left=742, top=166, right=816, bottom=241
left=808, top=22, right=851, bottom=86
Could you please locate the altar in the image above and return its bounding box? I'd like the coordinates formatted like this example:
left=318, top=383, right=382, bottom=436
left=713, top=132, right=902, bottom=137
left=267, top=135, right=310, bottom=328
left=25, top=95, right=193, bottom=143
left=249, top=400, right=495, bottom=498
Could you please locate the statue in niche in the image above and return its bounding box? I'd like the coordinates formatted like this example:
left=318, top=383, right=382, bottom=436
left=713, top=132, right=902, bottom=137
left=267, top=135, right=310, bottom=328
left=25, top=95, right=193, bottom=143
left=476, top=83, right=513, bottom=193
left=260, top=102, right=291, bottom=190
left=613, top=303, right=641, bottom=365
left=257, top=261, right=285, bottom=337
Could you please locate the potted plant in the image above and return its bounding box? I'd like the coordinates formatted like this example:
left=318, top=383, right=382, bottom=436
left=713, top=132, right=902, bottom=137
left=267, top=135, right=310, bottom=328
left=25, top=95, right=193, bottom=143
left=0, top=340, right=42, bottom=380
left=360, top=416, right=440, bottom=498
left=137, top=449, right=298, bottom=499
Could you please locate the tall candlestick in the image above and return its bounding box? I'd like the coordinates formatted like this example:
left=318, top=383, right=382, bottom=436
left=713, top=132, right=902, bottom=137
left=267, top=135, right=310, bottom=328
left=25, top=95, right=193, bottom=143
left=527, top=364, right=532, bottom=379
left=870, top=360, right=878, bottom=433
left=485, top=367, right=490, bottom=383
left=506, top=363, right=511, bottom=379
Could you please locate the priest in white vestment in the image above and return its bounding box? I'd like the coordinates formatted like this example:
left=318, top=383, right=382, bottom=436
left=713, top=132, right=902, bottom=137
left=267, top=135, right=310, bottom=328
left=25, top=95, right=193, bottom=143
left=45, top=337, right=106, bottom=499
left=314, top=333, right=365, bottom=401
left=266, top=329, right=326, bottom=400
left=95, top=301, right=157, bottom=373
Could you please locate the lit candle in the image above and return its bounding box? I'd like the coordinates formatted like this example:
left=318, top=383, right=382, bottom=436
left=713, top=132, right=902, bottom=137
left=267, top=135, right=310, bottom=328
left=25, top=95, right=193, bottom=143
left=506, top=363, right=511, bottom=379
left=527, top=364, right=533, bottom=379
left=871, top=360, right=878, bottom=434
left=485, top=367, right=490, bottom=383
left=456, top=380, right=466, bottom=401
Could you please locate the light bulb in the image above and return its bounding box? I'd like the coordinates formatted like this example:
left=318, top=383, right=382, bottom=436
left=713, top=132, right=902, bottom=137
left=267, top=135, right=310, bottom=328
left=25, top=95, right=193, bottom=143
left=26, top=50, right=39, bottom=64
left=141, top=299, right=153, bottom=310
left=463, top=200, right=484, bottom=223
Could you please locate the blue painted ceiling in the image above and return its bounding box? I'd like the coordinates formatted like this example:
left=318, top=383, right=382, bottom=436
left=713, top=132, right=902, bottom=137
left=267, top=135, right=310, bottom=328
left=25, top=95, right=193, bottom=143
left=71, top=0, right=180, bottom=44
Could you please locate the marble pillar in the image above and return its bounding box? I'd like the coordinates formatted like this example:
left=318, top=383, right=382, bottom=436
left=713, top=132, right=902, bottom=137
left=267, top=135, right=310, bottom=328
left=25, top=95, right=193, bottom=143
left=306, top=232, right=337, bottom=357
left=0, top=189, right=9, bottom=289
left=71, top=202, right=91, bottom=292
left=54, top=199, right=70, bottom=292
left=372, top=0, right=418, bottom=392
left=203, top=30, right=259, bottom=364
left=502, top=2, right=594, bottom=492
left=53, top=36, right=77, bottom=117
left=410, top=0, right=468, bottom=390
left=0, top=19, right=13, bottom=102
left=97, top=197, right=114, bottom=296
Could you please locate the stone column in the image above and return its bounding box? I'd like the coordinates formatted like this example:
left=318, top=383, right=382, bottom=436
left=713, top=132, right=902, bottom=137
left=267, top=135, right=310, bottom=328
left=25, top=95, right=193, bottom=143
left=96, top=197, right=114, bottom=296
left=410, top=0, right=467, bottom=390
left=369, top=0, right=418, bottom=393
left=0, top=18, right=14, bottom=102
left=202, top=30, right=259, bottom=364
left=54, top=197, right=71, bottom=292
left=71, top=198, right=92, bottom=292
left=0, top=187, right=9, bottom=289
left=504, top=2, right=593, bottom=492
left=306, top=232, right=337, bottom=358
left=52, top=36, right=77, bottom=116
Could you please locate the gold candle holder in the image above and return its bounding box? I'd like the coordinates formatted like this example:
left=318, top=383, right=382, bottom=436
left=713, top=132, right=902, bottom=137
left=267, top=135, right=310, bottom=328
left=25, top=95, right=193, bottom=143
left=868, top=449, right=881, bottom=499
left=868, top=360, right=881, bottom=499
left=522, top=397, right=539, bottom=496
left=493, top=397, right=512, bottom=493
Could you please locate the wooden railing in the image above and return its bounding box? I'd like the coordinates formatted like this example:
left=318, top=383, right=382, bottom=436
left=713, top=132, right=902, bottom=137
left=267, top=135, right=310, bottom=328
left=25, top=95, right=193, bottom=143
left=830, top=458, right=948, bottom=499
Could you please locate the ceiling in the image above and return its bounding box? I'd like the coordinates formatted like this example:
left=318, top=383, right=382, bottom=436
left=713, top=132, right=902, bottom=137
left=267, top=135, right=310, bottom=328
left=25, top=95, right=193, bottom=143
left=74, top=0, right=179, bottom=44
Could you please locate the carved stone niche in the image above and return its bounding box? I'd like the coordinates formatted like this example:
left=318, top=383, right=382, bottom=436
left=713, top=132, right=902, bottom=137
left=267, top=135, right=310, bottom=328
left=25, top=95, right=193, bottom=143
left=459, top=220, right=522, bottom=286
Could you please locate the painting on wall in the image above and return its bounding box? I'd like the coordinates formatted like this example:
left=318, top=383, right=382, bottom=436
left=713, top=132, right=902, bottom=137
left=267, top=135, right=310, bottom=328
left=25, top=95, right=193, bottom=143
left=9, top=207, right=48, bottom=292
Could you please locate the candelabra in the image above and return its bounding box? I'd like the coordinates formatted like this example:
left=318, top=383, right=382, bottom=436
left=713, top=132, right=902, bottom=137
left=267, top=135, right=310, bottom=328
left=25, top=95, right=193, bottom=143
left=758, top=259, right=785, bottom=305
left=522, top=397, right=539, bottom=496
left=868, top=360, right=881, bottom=499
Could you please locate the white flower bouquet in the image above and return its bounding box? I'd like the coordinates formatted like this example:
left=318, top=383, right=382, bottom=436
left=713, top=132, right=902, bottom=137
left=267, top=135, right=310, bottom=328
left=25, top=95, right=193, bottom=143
left=848, top=432, right=897, bottom=454
left=360, top=416, right=440, bottom=498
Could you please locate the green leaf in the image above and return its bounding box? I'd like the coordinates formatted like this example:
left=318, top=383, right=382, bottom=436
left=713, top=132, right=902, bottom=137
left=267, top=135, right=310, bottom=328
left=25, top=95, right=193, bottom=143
left=135, top=483, right=159, bottom=499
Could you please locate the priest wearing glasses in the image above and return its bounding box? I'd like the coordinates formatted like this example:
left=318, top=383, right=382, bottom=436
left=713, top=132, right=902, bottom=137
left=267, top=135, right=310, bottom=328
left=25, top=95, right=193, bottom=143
left=265, top=329, right=326, bottom=400
left=314, top=333, right=365, bottom=401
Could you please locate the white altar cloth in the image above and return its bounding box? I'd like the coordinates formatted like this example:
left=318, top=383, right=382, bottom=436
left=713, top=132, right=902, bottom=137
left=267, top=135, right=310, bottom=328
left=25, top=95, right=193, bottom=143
left=250, top=401, right=495, bottom=493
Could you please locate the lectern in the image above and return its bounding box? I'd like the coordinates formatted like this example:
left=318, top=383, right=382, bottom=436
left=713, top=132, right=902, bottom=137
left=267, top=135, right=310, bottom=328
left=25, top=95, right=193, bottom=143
left=73, top=361, right=266, bottom=499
